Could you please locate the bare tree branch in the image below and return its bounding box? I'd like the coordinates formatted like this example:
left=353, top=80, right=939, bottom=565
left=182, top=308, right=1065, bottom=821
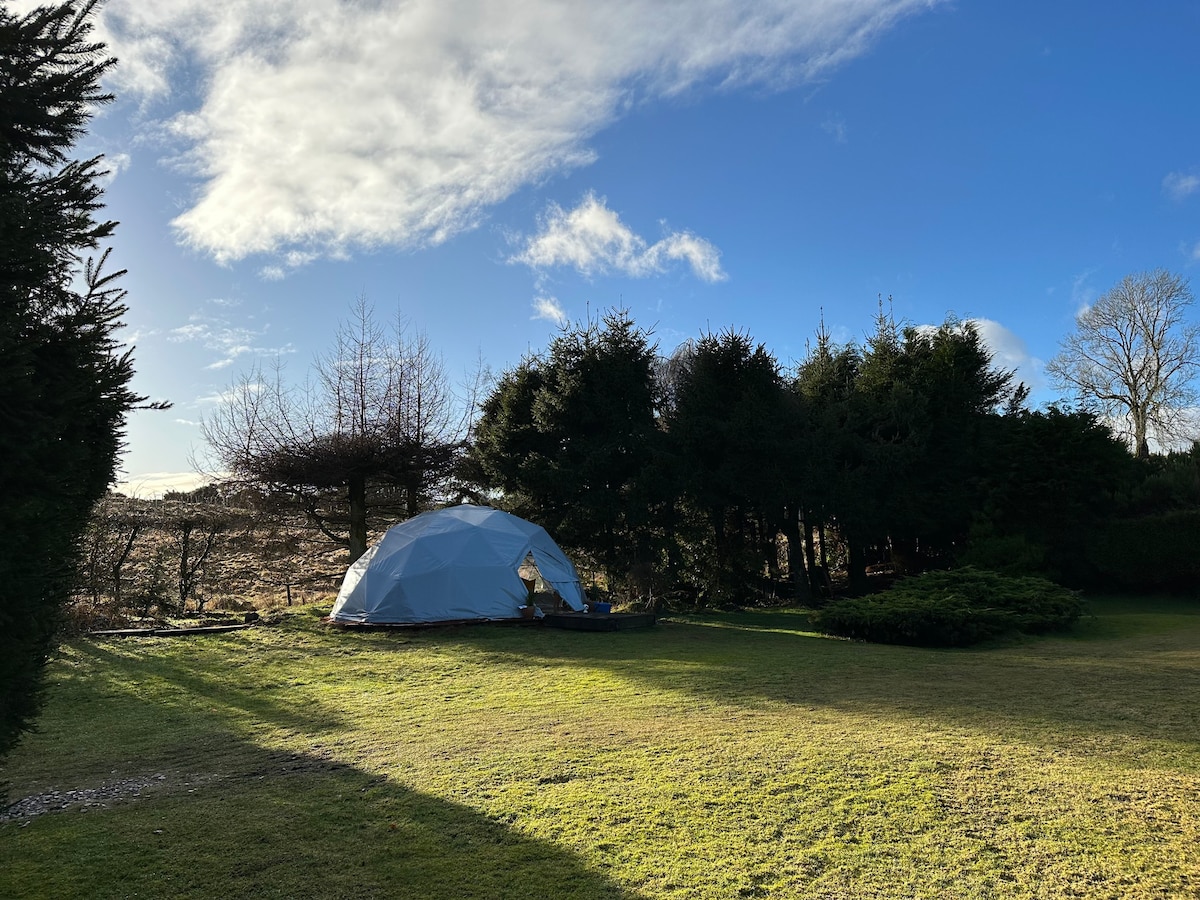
left=1047, top=270, right=1200, bottom=457
left=200, top=298, right=468, bottom=563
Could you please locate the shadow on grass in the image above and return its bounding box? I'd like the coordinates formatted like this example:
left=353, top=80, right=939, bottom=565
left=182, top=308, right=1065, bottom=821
left=1, top=736, right=635, bottom=899
left=77, top=637, right=348, bottom=731
left=25, top=638, right=352, bottom=787
left=434, top=602, right=1200, bottom=758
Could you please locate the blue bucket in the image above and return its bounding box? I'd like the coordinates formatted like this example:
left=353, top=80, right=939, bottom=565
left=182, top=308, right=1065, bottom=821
left=593, top=601, right=612, bottom=614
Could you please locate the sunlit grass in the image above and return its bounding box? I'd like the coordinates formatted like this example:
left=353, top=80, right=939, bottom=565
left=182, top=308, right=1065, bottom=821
left=3, top=598, right=1200, bottom=898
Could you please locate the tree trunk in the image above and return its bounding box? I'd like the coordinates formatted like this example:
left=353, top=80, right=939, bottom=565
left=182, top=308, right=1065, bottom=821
left=846, top=534, right=869, bottom=595
left=177, top=521, right=194, bottom=612
left=663, top=499, right=681, bottom=589
left=891, top=536, right=918, bottom=575
left=803, top=516, right=820, bottom=596
left=710, top=504, right=728, bottom=573
left=404, top=471, right=422, bottom=519
left=781, top=508, right=810, bottom=603
left=1133, top=408, right=1150, bottom=459
left=348, top=473, right=368, bottom=563
left=111, top=523, right=140, bottom=608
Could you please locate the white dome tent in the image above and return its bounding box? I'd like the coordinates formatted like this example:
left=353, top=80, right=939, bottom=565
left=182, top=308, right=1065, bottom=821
left=328, top=504, right=586, bottom=625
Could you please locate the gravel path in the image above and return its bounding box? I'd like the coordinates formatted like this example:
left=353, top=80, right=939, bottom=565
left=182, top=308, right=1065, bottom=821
left=1, top=774, right=169, bottom=825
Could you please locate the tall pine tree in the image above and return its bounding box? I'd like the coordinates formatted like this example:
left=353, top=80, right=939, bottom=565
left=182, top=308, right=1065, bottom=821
left=1, top=1, right=146, bottom=757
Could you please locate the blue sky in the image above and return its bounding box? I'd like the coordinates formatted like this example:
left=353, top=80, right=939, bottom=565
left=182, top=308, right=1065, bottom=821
left=24, top=0, right=1200, bottom=495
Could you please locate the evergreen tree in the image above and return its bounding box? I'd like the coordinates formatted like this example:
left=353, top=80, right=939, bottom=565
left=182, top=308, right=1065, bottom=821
left=791, top=319, right=858, bottom=596
left=667, top=329, right=789, bottom=600
left=472, top=310, right=661, bottom=589
left=1, top=1, right=146, bottom=757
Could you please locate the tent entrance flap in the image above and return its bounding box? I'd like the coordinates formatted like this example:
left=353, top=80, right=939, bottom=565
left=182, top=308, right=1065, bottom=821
left=518, top=552, right=586, bottom=612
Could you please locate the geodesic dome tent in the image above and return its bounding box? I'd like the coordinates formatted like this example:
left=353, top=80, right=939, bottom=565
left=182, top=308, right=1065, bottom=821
left=328, top=504, right=586, bottom=625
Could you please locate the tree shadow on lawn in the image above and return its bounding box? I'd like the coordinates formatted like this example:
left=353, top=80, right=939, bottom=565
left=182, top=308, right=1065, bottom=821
left=438, top=608, right=1200, bottom=762
left=1, top=739, right=635, bottom=900
left=2, top=637, right=354, bottom=791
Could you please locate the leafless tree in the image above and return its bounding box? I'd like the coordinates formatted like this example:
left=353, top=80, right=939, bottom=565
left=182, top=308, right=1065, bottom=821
left=75, top=495, right=145, bottom=609
left=201, top=297, right=470, bottom=562
left=1047, top=270, right=1200, bottom=458
left=168, top=507, right=225, bottom=613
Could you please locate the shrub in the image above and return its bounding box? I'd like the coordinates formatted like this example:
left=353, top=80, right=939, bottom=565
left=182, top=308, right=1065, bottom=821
left=1088, top=511, right=1200, bottom=593
left=813, top=567, right=1083, bottom=647
left=956, top=522, right=1047, bottom=577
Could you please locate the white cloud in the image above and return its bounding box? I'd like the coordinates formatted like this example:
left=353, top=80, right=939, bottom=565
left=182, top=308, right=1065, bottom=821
left=532, top=295, right=568, bottom=326
left=1189, top=241, right=1200, bottom=263
left=167, top=314, right=292, bottom=369
left=830, top=324, right=854, bottom=346
left=513, top=193, right=726, bottom=282
left=95, top=152, right=132, bottom=188
left=912, top=318, right=1045, bottom=395
left=1164, top=171, right=1200, bottom=201
left=80, top=0, right=941, bottom=264
left=967, top=318, right=1045, bottom=394
left=115, top=471, right=215, bottom=499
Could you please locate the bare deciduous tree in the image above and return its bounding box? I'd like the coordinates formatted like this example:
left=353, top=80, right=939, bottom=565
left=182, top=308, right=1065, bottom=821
left=75, top=495, right=144, bottom=610
left=168, top=508, right=227, bottom=613
left=201, top=297, right=470, bottom=562
left=1047, top=270, right=1200, bottom=458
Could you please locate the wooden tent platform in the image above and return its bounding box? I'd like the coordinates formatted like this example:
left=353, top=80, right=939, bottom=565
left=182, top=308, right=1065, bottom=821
left=89, top=624, right=253, bottom=638
left=542, top=611, right=656, bottom=632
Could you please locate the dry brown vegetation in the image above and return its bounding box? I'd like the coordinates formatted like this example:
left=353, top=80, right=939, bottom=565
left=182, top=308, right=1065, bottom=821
left=66, top=492, right=358, bottom=630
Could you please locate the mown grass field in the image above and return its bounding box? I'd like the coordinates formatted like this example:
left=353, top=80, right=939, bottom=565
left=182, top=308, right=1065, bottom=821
left=3, top=597, right=1199, bottom=898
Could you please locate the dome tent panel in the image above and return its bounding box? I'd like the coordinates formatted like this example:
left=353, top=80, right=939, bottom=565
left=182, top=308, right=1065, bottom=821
left=331, top=543, right=381, bottom=623
left=328, top=504, right=585, bottom=625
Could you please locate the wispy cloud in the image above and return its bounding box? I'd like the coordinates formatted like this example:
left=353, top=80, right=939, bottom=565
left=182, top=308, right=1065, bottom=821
left=167, top=313, right=293, bottom=370
left=118, top=326, right=158, bottom=348
left=1070, top=270, right=1099, bottom=315
left=195, top=383, right=262, bottom=406
left=513, top=193, right=726, bottom=282
left=532, top=295, right=568, bottom=326
left=1164, top=171, right=1200, bottom=201
left=75, top=0, right=942, bottom=264
left=821, top=114, right=847, bottom=143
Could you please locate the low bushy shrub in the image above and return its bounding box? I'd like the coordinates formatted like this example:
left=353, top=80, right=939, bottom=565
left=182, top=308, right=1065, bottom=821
left=813, top=567, right=1083, bottom=647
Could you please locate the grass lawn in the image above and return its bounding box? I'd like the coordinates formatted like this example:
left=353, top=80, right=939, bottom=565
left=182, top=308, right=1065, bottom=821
left=3, top=597, right=1199, bottom=898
